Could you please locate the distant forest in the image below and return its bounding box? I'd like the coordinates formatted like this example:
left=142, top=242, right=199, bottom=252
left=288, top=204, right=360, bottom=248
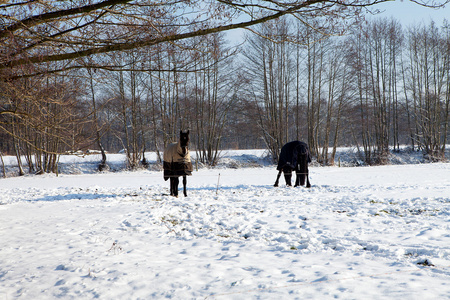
left=1, top=1, right=449, bottom=175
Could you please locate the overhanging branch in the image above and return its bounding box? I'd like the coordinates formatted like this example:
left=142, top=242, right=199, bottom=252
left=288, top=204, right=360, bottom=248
left=1, top=0, right=321, bottom=70
left=0, top=0, right=132, bottom=38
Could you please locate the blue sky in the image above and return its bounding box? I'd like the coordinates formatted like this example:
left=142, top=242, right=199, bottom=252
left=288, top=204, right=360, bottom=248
left=370, top=0, right=449, bottom=26
left=226, top=1, right=449, bottom=44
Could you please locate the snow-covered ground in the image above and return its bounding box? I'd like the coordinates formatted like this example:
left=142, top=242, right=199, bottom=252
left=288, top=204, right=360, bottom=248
left=0, top=149, right=449, bottom=299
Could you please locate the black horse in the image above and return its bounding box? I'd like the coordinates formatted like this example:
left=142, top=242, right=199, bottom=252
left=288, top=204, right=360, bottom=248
left=163, top=130, right=193, bottom=197
left=274, top=141, right=311, bottom=188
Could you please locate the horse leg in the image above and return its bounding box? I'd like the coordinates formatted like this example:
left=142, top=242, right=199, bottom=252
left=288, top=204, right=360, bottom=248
left=284, top=169, right=292, bottom=186
left=274, top=170, right=282, bottom=187
left=169, top=177, right=174, bottom=196
left=299, top=172, right=306, bottom=186
left=299, top=159, right=311, bottom=188
left=183, top=175, right=187, bottom=197
left=294, top=165, right=300, bottom=187
left=298, top=159, right=307, bottom=186
left=304, top=160, right=311, bottom=188
left=305, top=165, right=311, bottom=188
left=171, top=177, right=178, bottom=196
left=173, top=177, right=179, bottom=197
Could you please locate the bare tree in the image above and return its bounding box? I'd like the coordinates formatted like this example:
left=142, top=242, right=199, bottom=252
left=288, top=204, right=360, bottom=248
left=4, top=0, right=439, bottom=79
left=243, top=19, right=295, bottom=161
left=2, top=1, right=449, bottom=171
left=0, top=73, right=92, bottom=175
left=305, top=23, right=327, bottom=158
left=345, top=18, right=403, bottom=164
left=406, top=22, right=449, bottom=161
left=189, top=33, right=238, bottom=165
left=319, top=39, right=353, bottom=165
left=87, top=67, right=108, bottom=171
left=367, top=19, right=403, bottom=164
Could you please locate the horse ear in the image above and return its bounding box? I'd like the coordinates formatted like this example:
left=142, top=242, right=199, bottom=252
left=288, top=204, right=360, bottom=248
left=187, top=130, right=190, bottom=135
left=180, top=130, right=183, bottom=135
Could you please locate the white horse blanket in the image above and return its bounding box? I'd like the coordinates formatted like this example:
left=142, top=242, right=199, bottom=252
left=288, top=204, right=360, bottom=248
left=163, top=142, right=193, bottom=180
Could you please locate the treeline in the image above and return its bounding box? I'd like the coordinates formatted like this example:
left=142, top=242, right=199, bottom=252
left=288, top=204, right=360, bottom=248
left=242, top=18, right=449, bottom=165
left=1, top=16, right=449, bottom=174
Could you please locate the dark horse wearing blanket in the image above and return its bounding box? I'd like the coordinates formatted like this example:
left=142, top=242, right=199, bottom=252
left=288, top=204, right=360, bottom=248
left=163, top=130, right=193, bottom=197
left=274, top=141, right=311, bottom=188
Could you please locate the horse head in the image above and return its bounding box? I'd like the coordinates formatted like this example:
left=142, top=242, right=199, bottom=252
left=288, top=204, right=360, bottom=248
left=179, top=130, right=190, bottom=155
left=180, top=130, right=190, bottom=147
left=296, top=143, right=311, bottom=164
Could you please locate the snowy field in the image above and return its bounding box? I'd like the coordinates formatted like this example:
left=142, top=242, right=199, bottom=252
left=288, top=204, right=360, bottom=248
left=0, top=149, right=449, bottom=299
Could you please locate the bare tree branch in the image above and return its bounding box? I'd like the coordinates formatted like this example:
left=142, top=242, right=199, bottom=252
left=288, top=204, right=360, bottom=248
left=0, top=0, right=132, bottom=38
left=1, top=0, right=448, bottom=79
